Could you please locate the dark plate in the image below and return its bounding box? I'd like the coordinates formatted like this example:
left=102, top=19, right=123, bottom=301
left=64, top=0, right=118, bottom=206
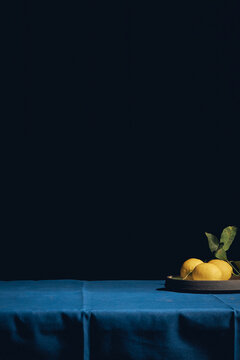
left=165, top=275, right=240, bottom=293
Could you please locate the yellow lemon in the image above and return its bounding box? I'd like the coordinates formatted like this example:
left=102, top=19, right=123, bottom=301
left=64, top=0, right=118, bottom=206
left=192, top=263, right=222, bottom=281
left=208, top=259, right=232, bottom=280
left=180, top=258, right=203, bottom=279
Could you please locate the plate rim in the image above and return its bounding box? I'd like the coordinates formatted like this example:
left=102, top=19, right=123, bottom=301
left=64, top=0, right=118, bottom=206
left=165, top=275, right=240, bottom=293
left=167, top=275, right=240, bottom=282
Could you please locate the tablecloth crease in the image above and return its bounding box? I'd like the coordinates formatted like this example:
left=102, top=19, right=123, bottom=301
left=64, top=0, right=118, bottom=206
left=213, top=294, right=240, bottom=360
left=83, top=281, right=92, bottom=360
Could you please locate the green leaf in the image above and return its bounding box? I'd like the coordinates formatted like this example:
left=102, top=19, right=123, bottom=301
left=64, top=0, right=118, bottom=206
left=214, top=248, right=228, bottom=261
left=205, top=232, right=219, bottom=253
left=220, top=226, right=238, bottom=251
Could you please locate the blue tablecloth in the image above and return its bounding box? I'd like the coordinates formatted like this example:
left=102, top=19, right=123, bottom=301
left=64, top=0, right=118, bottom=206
left=0, top=280, right=240, bottom=359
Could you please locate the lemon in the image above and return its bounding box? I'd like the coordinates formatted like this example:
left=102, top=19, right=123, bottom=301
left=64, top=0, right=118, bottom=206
left=180, top=258, right=203, bottom=279
left=208, top=259, right=232, bottom=280
left=192, top=263, right=222, bottom=281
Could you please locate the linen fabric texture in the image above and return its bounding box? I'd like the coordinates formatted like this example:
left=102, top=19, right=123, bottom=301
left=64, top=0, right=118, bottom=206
left=0, top=280, right=239, bottom=359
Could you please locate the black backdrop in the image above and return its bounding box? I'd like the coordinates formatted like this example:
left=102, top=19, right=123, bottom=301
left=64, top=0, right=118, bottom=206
left=3, top=1, right=240, bottom=280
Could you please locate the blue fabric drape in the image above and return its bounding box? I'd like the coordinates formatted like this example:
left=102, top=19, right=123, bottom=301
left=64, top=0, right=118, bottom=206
left=0, top=280, right=240, bottom=359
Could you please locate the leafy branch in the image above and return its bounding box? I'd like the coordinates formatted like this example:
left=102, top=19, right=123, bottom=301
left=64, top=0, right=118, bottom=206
left=205, top=226, right=240, bottom=276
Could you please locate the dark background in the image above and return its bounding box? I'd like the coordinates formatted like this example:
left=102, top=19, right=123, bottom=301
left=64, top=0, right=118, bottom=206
left=3, top=1, right=240, bottom=280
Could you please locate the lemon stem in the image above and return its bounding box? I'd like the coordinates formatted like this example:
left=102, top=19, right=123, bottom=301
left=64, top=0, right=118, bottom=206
left=227, top=260, right=240, bottom=276
left=182, top=271, right=192, bottom=280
